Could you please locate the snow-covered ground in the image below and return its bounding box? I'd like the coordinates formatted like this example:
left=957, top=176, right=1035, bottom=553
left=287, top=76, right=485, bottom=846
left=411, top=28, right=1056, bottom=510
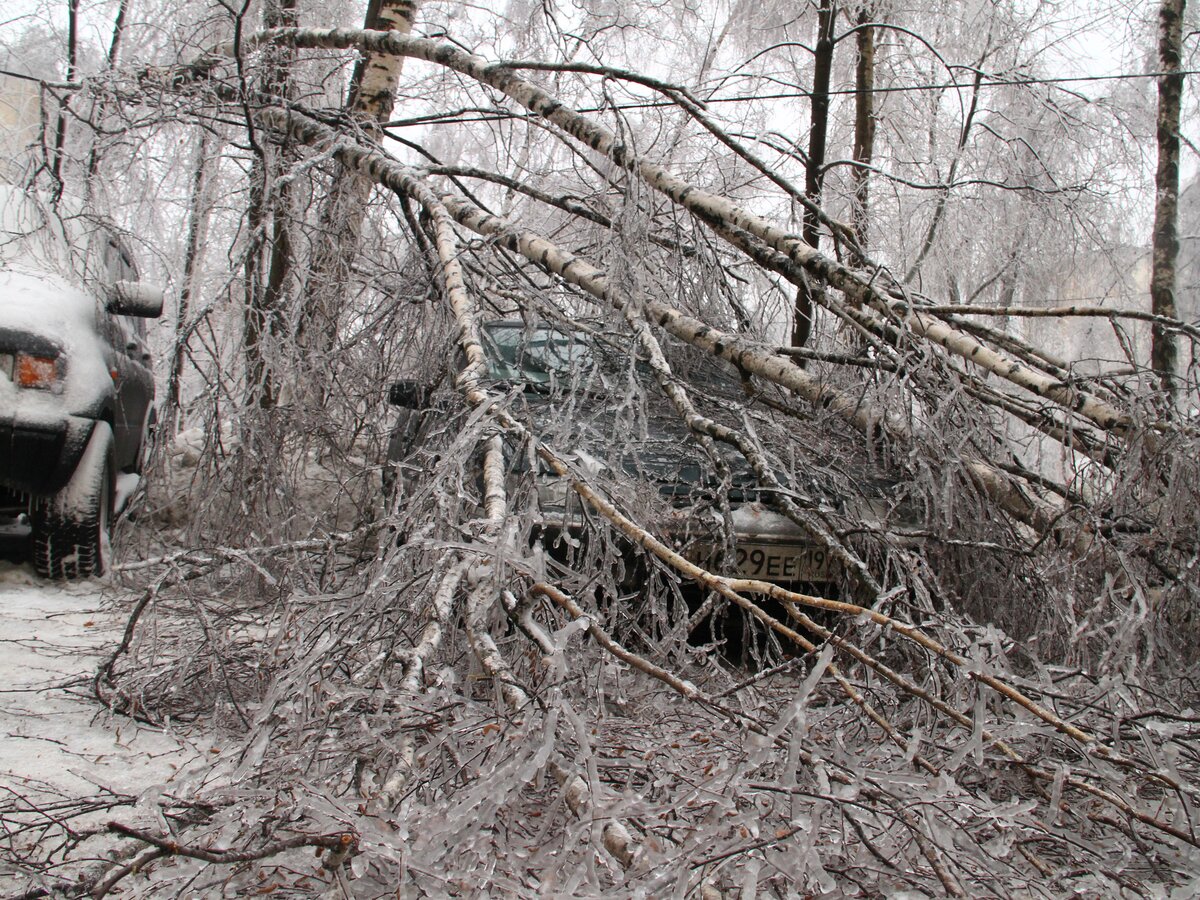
left=0, top=556, right=208, bottom=892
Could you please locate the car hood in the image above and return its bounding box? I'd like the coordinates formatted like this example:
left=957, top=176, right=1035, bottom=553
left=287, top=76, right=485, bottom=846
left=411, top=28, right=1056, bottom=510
left=519, top=387, right=821, bottom=502
left=0, top=268, right=111, bottom=422
left=0, top=266, right=97, bottom=332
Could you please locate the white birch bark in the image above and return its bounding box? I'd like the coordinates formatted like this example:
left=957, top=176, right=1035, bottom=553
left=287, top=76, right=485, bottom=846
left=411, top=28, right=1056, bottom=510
left=297, top=4, right=418, bottom=365
left=1151, top=0, right=1185, bottom=400
left=247, top=27, right=1134, bottom=436
left=255, top=103, right=1073, bottom=543
left=391, top=165, right=646, bottom=869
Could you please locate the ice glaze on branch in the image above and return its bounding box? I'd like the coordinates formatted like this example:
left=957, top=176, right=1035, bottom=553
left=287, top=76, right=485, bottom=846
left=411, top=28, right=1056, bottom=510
left=243, top=26, right=1135, bottom=438
left=247, top=108, right=1189, bottom=805
left=256, top=103, right=1087, bottom=551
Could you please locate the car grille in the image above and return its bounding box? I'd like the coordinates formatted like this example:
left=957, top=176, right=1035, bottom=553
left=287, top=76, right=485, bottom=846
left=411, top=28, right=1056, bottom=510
left=0, top=486, right=28, bottom=514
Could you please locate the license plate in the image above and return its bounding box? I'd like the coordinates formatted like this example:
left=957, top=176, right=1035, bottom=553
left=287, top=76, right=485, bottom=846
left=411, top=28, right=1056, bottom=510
left=734, top=543, right=833, bottom=582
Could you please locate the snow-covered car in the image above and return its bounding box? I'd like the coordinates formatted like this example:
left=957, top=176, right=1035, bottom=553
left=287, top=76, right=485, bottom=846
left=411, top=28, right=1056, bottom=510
left=385, top=321, right=848, bottom=586
left=0, top=185, right=163, bottom=579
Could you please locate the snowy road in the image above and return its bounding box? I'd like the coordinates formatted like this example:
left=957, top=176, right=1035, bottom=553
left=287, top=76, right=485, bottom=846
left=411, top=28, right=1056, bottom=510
left=0, top=559, right=207, bottom=891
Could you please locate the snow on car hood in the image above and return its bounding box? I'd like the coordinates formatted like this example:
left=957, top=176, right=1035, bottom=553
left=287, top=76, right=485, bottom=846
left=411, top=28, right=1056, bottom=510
left=0, top=268, right=111, bottom=422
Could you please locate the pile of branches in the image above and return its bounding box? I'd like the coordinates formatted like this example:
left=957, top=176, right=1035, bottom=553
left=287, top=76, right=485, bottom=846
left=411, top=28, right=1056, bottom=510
left=6, top=23, right=1200, bottom=898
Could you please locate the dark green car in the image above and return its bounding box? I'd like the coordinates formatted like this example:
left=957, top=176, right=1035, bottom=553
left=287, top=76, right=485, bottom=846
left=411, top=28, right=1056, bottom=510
left=385, top=321, right=844, bottom=585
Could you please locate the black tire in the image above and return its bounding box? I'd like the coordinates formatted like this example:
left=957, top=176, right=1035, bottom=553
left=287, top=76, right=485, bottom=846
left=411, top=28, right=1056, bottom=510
left=382, top=430, right=403, bottom=502
left=128, top=408, right=156, bottom=476
left=31, top=421, right=115, bottom=580
left=383, top=409, right=424, bottom=503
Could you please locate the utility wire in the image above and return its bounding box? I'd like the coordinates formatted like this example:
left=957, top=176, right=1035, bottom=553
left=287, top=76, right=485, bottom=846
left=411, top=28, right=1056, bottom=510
left=2, top=63, right=1196, bottom=103
left=378, top=66, right=1200, bottom=129
left=730, top=68, right=1200, bottom=98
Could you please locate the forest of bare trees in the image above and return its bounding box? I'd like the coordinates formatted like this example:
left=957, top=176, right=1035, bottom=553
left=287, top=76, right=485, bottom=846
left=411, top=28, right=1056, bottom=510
left=3, top=0, right=1200, bottom=895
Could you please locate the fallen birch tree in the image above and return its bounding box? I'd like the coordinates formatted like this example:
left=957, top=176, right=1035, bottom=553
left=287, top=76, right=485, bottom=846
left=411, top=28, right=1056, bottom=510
left=6, top=7, right=1200, bottom=897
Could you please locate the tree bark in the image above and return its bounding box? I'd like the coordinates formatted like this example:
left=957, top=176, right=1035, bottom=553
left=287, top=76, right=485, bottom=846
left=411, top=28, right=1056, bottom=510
left=167, top=131, right=214, bottom=426
left=296, top=0, right=418, bottom=369
left=1151, top=0, right=1185, bottom=402
left=244, top=0, right=299, bottom=410
left=850, top=4, right=876, bottom=263
left=792, top=0, right=836, bottom=348
left=50, top=0, right=80, bottom=191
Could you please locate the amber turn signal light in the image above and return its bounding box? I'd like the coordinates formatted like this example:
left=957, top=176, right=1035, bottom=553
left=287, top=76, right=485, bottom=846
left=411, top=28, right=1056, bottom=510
left=16, top=353, right=59, bottom=389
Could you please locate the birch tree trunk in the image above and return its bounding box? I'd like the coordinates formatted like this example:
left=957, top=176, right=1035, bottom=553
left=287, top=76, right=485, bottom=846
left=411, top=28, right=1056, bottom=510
left=244, top=0, right=299, bottom=410
left=1151, top=0, right=1185, bottom=402
left=167, top=131, right=214, bottom=427
left=296, top=0, right=418, bottom=371
left=251, top=28, right=1137, bottom=437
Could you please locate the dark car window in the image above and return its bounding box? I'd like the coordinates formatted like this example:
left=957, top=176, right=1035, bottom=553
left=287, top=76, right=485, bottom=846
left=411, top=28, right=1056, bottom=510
left=479, top=322, right=654, bottom=394
left=482, top=324, right=596, bottom=384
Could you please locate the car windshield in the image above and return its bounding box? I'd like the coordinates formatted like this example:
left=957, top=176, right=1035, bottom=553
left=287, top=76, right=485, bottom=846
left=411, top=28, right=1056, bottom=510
left=482, top=323, right=599, bottom=386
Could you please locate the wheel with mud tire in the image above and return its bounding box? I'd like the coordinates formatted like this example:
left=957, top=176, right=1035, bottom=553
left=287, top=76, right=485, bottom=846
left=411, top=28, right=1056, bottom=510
left=129, top=407, right=157, bottom=476
left=31, top=421, right=115, bottom=580
left=383, top=408, right=426, bottom=504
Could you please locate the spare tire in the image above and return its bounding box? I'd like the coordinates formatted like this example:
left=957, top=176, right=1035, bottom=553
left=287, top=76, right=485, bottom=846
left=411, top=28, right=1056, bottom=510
left=31, top=421, right=115, bottom=580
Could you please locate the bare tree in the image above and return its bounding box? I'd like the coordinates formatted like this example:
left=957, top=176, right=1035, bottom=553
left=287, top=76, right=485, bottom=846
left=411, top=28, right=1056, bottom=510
left=849, top=1, right=876, bottom=260
left=1152, top=0, right=1186, bottom=401
left=297, top=0, right=417, bottom=376
left=47, top=0, right=79, bottom=191
left=791, top=0, right=836, bottom=349
left=3, top=2, right=1200, bottom=896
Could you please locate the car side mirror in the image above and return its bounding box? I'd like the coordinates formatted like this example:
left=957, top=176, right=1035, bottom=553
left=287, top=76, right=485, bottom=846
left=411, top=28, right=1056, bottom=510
left=388, top=379, right=431, bottom=409
left=107, top=281, right=165, bottom=318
